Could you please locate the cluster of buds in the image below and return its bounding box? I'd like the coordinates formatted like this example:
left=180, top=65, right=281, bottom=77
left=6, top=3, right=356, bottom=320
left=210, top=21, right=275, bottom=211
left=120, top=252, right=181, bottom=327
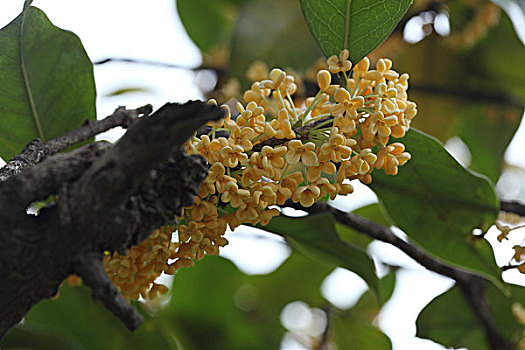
left=104, top=50, right=417, bottom=300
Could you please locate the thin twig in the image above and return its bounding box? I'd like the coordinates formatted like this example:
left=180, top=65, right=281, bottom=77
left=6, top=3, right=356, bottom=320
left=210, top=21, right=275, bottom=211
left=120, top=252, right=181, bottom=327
left=93, top=57, right=221, bottom=73
left=0, top=105, right=152, bottom=181
left=500, top=200, right=525, bottom=217
left=284, top=201, right=513, bottom=350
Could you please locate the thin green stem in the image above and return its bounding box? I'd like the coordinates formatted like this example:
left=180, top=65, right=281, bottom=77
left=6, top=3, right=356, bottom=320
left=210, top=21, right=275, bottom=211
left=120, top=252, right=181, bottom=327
left=356, top=80, right=372, bottom=98
left=262, top=96, right=280, bottom=112
left=302, top=90, right=323, bottom=121
left=351, top=76, right=362, bottom=98
left=275, top=89, right=287, bottom=111
left=286, top=91, right=299, bottom=120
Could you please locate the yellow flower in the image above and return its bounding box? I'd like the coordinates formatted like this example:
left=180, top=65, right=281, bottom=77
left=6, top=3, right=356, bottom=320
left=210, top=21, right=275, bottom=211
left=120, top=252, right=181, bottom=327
left=327, top=49, right=352, bottom=73
left=251, top=184, right=278, bottom=209
left=293, top=185, right=322, bottom=207
left=317, top=70, right=331, bottom=91
left=219, top=145, right=248, bottom=168
left=257, top=208, right=280, bottom=226
left=266, top=182, right=293, bottom=205
left=331, top=88, right=364, bottom=119
left=369, top=111, right=398, bottom=140
left=243, top=82, right=271, bottom=104
left=229, top=125, right=256, bottom=151
left=375, top=143, right=411, bottom=175
left=205, top=162, right=237, bottom=193
left=320, top=133, right=353, bottom=162
left=221, top=181, right=251, bottom=208
left=285, top=140, right=318, bottom=166
left=261, top=145, right=287, bottom=169
left=270, top=109, right=296, bottom=139
left=306, top=159, right=337, bottom=182
left=352, top=57, right=370, bottom=79
left=178, top=220, right=205, bottom=242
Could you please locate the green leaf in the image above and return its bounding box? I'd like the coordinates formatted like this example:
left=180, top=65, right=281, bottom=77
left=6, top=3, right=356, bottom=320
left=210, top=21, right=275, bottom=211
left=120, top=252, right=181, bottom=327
left=262, top=213, right=380, bottom=300
left=0, top=6, right=96, bottom=160
left=417, top=283, right=525, bottom=349
left=1, top=323, right=84, bottom=350
left=333, top=312, right=392, bottom=349
left=457, top=104, right=522, bottom=183
left=332, top=271, right=396, bottom=349
left=229, top=0, right=323, bottom=87
left=176, top=0, right=247, bottom=54
left=163, top=256, right=267, bottom=350
left=163, top=254, right=332, bottom=349
left=300, top=0, right=412, bottom=62
left=369, top=129, right=503, bottom=289
left=1, top=285, right=178, bottom=350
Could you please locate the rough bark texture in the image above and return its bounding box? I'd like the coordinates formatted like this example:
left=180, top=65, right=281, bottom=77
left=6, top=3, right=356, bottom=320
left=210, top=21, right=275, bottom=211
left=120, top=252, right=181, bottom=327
left=0, top=101, right=223, bottom=338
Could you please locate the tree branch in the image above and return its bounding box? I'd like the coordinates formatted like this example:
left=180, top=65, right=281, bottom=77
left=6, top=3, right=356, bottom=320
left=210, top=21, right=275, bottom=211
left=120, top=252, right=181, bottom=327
left=500, top=199, right=525, bottom=217
left=0, top=105, right=152, bottom=181
left=284, top=201, right=513, bottom=350
left=0, top=101, right=223, bottom=338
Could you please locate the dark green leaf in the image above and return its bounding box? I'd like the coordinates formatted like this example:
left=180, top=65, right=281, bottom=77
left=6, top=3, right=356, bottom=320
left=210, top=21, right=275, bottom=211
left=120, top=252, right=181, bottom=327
left=417, top=283, right=525, bottom=349
left=262, top=213, right=380, bottom=300
left=300, top=0, right=412, bottom=62
left=333, top=312, right=392, bottom=349
left=176, top=0, right=247, bottom=54
left=163, top=256, right=272, bottom=350
left=369, top=129, right=503, bottom=289
left=1, top=285, right=178, bottom=350
left=332, top=271, right=396, bottom=349
left=1, top=323, right=84, bottom=350
left=163, top=254, right=332, bottom=349
left=229, top=0, right=323, bottom=87
left=0, top=6, right=96, bottom=160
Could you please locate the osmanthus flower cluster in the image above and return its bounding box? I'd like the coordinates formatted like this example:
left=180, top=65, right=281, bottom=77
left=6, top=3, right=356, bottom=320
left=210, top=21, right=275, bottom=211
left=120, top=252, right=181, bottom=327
left=104, top=50, right=417, bottom=300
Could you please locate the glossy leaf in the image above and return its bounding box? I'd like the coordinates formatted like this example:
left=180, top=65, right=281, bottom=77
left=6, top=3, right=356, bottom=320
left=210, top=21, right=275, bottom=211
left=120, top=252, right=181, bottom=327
left=300, top=0, right=412, bottom=62
left=369, top=129, right=502, bottom=289
left=176, top=0, right=247, bottom=54
left=0, top=6, right=96, bottom=160
left=262, top=213, right=380, bottom=299
left=1, top=285, right=177, bottom=350
left=229, top=0, right=322, bottom=87
left=417, top=283, right=525, bottom=349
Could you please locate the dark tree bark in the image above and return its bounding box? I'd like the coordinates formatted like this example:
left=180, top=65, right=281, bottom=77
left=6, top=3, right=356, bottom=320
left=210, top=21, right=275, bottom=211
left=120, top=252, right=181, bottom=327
left=0, top=101, right=223, bottom=338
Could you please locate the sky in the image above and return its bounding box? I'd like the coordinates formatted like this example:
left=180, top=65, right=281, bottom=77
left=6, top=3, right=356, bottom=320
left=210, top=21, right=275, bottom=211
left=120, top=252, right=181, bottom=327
left=1, top=1, right=524, bottom=349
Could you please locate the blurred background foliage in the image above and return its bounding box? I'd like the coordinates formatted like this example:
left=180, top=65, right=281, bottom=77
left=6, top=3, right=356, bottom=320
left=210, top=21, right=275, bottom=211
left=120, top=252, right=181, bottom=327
left=2, top=0, right=525, bottom=349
